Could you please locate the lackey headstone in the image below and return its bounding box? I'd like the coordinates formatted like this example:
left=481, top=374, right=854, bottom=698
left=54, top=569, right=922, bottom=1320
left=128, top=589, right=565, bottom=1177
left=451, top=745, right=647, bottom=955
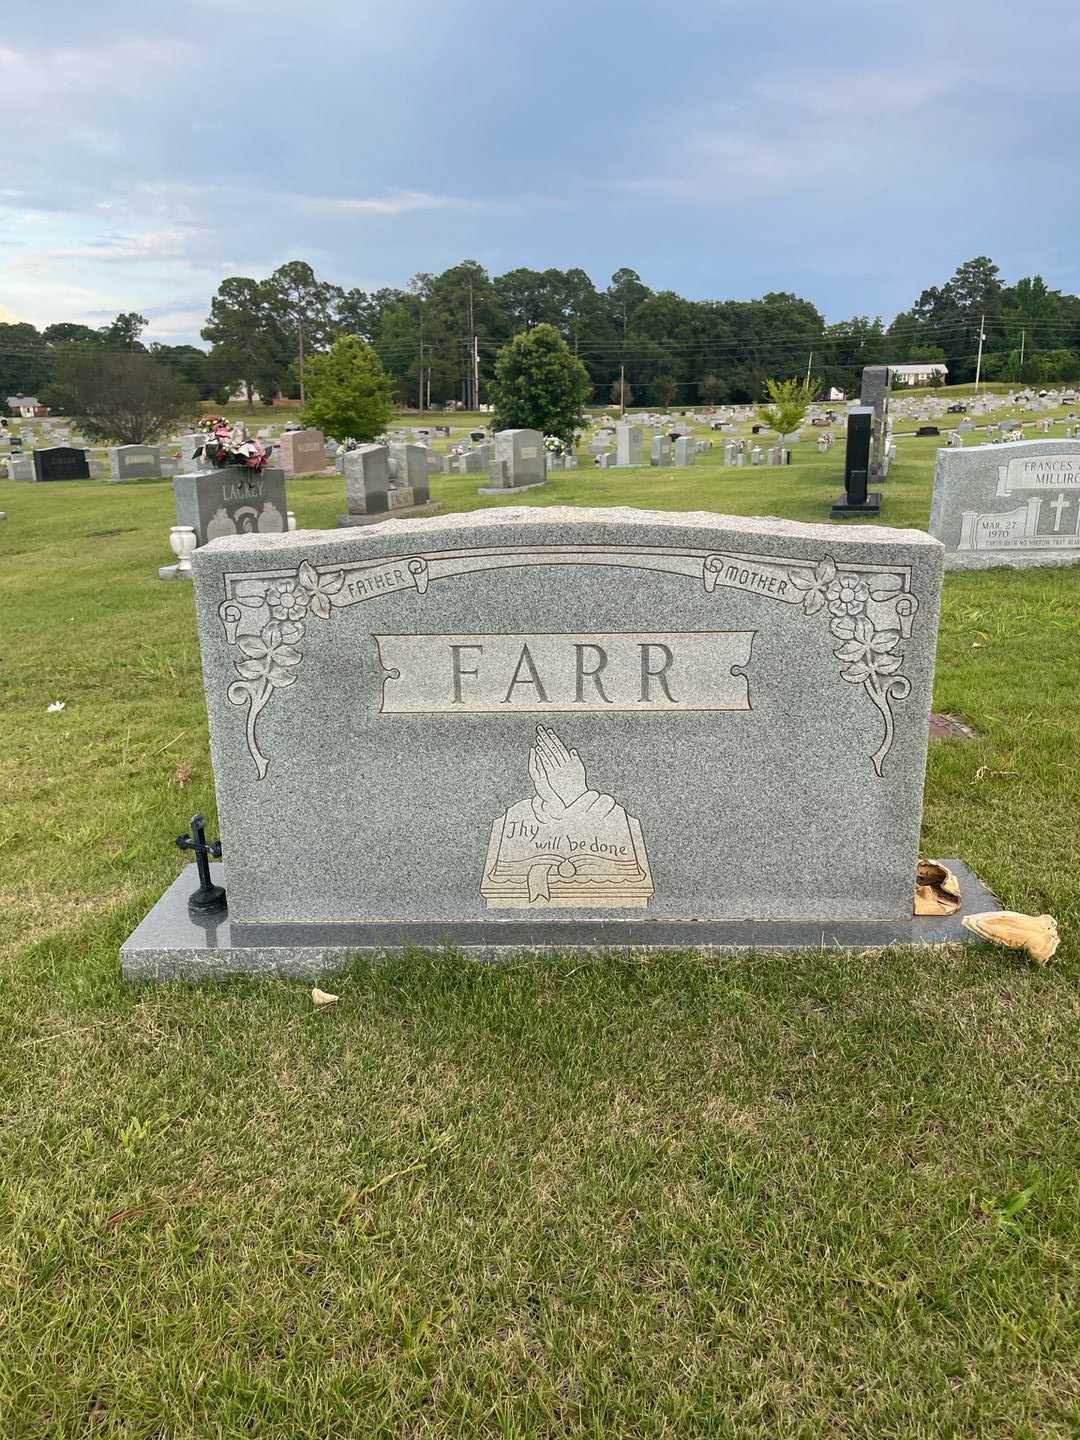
left=31, top=446, right=90, bottom=482
left=173, top=467, right=288, bottom=546
left=930, top=438, right=1080, bottom=569
left=116, top=507, right=1002, bottom=980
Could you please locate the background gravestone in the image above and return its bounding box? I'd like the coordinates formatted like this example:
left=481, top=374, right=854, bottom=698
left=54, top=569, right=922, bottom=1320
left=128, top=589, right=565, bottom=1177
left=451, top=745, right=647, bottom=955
left=481, top=429, right=545, bottom=490
left=832, top=408, right=881, bottom=517
left=109, top=444, right=163, bottom=481
left=339, top=444, right=438, bottom=527
left=31, top=446, right=90, bottom=482
left=279, top=429, right=327, bottom=477
left=930, top=438, right=1080, bottom=569
left=342, top=444, right=390, bottom=517
left=673, top=436, right=695, bottom=466
left=616, top=424, right=644, bottom=467
left=860, top=366, right=892, bottom=483
left=389, top=443, right=431, bottom=502
left=173, top=467, right=288, bottom=546
left=179, top=434, right=204, bottom=469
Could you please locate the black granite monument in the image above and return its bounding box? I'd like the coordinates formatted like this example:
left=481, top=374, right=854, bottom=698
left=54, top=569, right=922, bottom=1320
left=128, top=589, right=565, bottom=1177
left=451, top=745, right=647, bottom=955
left=831, top=408, right=881, bottom=517
left=32, top=446, right=90, bottom=482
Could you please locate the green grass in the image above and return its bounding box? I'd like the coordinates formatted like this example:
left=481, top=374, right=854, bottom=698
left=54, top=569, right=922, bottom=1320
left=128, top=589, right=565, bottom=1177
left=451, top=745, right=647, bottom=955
left=1, top=417, right=1079, bottom=1437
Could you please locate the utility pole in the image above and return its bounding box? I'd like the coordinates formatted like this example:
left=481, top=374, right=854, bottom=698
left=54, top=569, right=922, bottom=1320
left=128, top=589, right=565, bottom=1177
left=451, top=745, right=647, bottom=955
left=619, top=363, right=626, bottom=418
left=418, top=315, right=425, bottom=413
left=974, top=313, right=986, bottom=393
left=805, top=351, right=813, bottom=389
left=1019, top=327, right=1026, bottom=380
left=297, top=312, right=305, bottom=405
left=473, top=335, right=480, bottom=415
left=467, top=280, right=477, bottom=411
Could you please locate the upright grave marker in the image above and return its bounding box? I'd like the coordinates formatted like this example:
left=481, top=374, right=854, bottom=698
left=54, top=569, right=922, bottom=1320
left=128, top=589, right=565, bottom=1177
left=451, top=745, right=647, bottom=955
left=120, top=507, right=1002, bottom=977
left=279, top=429, right=327, bottom=477
left=930, top=438, right=1080, bottom=568
left=831, top=409, right=881, bottom=517
left=173, top=467, right=288, bottom=546
left=479, top=429, right=546, bottom=492
left=109, top=444, right=163, bottom=481
left=652, top=436, right=673, bottom=466
left=338, top=443, right=439, bottom=527
left=860, top=366, right=892, bottom=484
left=616, top=424, right=644, bottom=467
left=29, top=446, right=90, bottom=482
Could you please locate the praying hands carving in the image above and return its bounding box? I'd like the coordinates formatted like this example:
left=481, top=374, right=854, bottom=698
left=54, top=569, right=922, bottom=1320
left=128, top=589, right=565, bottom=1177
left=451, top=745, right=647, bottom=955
left=528, top=724, right=615, bottom=821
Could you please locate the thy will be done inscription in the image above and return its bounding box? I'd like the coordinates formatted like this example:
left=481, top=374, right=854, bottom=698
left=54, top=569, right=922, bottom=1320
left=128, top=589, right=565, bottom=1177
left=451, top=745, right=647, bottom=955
left=374, top=632, right=754, bottom=712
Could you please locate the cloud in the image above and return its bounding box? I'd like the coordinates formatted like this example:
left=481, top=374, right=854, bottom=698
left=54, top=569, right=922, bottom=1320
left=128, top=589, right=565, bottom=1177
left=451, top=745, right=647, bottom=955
left=139, top=307, right=212, bottom=340
left=754, top=63, right=966, bottom=117
left=610, top=59, right=977, bottom=203
left=0, top=39, right=195, bottom=110
left=294, top=189, right=494, bottom=218
left=30, top=228, right=212, bottom=266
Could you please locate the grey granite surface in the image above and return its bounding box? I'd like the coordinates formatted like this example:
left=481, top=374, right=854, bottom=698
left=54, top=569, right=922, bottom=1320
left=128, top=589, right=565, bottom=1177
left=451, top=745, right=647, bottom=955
left=120, top=860, right=1004, bottom=980
left=185, top=508, right=944, bottom=939
left=930, top=439, right=1080, bottom=569
left=174, top=467, right=287, bottom=546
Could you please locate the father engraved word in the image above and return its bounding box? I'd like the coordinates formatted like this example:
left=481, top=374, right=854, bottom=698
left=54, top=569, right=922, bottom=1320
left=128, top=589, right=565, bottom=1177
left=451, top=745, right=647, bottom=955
left=375, top=631, right=755, bottom=713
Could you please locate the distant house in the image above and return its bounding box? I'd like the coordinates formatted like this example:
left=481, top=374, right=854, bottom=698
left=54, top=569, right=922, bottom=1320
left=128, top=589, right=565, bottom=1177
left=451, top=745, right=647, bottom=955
left=6, top=394, right=48, bottom=417
left=889, top=363, right=948, bottom=388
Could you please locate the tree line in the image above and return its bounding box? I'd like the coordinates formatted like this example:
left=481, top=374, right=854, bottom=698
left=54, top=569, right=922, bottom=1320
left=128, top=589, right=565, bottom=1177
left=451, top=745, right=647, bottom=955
left=3, top=255, right=1080, bottom=412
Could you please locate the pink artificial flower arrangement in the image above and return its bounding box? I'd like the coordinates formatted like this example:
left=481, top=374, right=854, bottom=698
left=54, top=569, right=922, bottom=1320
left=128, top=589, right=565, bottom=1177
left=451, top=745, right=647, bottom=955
left=195, top=416, right=270, bottom=472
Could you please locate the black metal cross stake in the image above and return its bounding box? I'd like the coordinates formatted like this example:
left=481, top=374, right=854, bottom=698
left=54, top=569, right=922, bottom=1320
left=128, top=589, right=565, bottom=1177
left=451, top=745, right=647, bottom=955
left=176, top=813, right=227, bottom=916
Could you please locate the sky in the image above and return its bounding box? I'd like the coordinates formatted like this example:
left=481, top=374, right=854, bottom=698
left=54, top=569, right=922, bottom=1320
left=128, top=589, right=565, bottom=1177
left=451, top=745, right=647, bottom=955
left=2, top=0, right=1079, bottom=346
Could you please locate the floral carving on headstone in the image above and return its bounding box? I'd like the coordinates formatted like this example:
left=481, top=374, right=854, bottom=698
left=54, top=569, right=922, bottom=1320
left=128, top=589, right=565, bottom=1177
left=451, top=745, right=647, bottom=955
left=221, top=561, right=347, bottom=779
left=787, top=556, right=917, bottom=777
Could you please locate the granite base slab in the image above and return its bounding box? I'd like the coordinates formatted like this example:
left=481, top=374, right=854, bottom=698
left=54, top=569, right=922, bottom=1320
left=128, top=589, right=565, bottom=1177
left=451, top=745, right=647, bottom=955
left=943, top=550, right=1080, bottom=572
left=158, top=565, right=192, bottom=581
left=476, top=480, right=547, bottom=495
left=122, top=860, right=1004, bottom=981
left=336, top=503, right=441, bottom=528
left=831, top=493, right=882, bottom=518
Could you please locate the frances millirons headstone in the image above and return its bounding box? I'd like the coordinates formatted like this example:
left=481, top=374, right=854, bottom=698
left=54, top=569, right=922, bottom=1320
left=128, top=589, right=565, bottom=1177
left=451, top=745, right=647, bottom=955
left=119, top=507, right=1006, bottom=978
left=930, top=439, right=1080, bottom=569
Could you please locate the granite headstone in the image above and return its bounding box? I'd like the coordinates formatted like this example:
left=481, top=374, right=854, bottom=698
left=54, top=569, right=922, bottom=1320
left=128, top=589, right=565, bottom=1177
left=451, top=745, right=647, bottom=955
left=482, top=429, right=545, bottom=490
left=616, top=424, right=645, bottom=467
left=109, top=444, right=163, bottom=481
left=120, top=508, right=975, bottom=976
left=173, top=466, right=288, bottom=546
left=31, top=446, right=90, bottom=482
left=930, top=438, right=1080, bottom=569
left=279, top=429, right=327, bottom=477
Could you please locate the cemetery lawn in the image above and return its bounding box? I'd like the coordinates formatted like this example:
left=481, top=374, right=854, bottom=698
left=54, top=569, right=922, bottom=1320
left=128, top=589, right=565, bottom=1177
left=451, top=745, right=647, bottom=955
left=2, top=441, right=1079, bottom=1439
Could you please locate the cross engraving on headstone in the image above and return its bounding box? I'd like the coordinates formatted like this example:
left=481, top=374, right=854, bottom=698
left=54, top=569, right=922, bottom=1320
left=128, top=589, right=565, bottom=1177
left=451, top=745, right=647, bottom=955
left=1050, top=493, right=1070, bottom=531
left=176, top=813, right=227, bottom=915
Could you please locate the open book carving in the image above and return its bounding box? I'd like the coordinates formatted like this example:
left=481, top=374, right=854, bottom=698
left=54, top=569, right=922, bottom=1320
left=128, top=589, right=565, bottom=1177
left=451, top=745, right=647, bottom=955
left=481, top=724, right=654, bottom=909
